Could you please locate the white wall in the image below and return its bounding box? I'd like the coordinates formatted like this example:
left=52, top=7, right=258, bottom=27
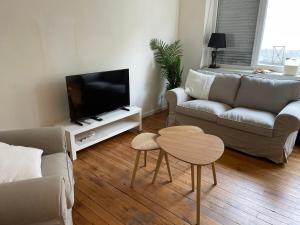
left=178, top=0, right=207, bottom=82
left=0, top=0, right=179, bottom=129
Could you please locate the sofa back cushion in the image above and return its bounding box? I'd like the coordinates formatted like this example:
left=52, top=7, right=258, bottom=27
left=208, top=73, right=241, bottom=106
left=235, top=76, right=300, bottom=114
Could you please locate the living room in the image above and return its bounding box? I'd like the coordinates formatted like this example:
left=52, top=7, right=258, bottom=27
left=1, top=0, right=300, bottom=225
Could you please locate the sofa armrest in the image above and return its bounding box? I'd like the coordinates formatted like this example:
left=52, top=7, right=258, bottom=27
left=166, top=87, right=191, bottom=113
left=0, top=176, right=67, bottom=225
left=274, top=101, right=300, bottom=137
left=0, top=127, right=66, bottom=155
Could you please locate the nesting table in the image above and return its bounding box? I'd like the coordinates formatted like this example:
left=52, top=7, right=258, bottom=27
left=130, top=133, right=172, bottom=187
left=153, top=126, right=224, bottom=225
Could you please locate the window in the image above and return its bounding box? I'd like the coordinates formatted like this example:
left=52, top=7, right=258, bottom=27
left=216, top=0, right=260, bottom=66
left=257, top=0, right=300, bottom=67
left=215, top=0, right=300, bottom=70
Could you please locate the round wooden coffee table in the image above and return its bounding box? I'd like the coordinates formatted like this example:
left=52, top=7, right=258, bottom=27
left=159, top=125, right=204, bottom=136
left=153, top=128, right=224, bottom=225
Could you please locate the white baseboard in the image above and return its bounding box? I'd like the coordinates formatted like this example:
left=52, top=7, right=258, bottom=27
left=142, top=105, right=168, bottom=118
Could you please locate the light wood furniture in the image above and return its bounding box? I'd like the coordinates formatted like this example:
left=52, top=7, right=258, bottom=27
left=158, top=125, right=205, bottom=191
left=72, top=111, right=300, bottom=225
left=154, top=129, right=224, bottom=225
left=58, top=106, right=142, bottom=160
left=130, top=133, right=172, bottom=187
left=158, top=125, right=203, bottom=136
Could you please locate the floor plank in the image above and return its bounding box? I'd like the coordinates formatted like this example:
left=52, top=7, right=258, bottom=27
left=73, top=111, right=300, bottom=225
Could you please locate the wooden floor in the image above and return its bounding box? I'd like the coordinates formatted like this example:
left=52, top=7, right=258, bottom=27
left=73, top=111, right=300, bottom=225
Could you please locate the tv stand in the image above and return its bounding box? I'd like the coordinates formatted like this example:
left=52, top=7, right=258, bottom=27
left=58, top=106, right=142, bottom=160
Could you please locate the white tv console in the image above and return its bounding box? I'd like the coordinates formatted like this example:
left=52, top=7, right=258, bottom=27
left=59, top=106, right=142, bottom=160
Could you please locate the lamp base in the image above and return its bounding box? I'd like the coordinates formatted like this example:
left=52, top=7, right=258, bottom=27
left=208, top=64, right=220, bottom=69
left=209, top=50, right=220, bottom=69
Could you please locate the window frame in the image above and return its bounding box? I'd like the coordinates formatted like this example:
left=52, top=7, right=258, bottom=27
left=251, top=0, right=268, bottom=67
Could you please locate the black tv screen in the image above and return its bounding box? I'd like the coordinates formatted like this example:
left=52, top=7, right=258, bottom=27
left=66, top=69, right=130, bottom=121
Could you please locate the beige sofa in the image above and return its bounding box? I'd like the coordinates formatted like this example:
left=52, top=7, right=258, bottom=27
left=0, top=127, right=74, bottom=225
left=166, top=73, right=300, bottom=163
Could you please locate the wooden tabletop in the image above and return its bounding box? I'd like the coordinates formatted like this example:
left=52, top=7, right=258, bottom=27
left=159, top=125, right=204, bottom=136
left=156, top=133, right=224, bottom=165
left=131, top=133, right=159, bottom=151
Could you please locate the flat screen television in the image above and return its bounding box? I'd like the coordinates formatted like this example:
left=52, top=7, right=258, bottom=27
left=66, top=69, right=130, bottom=122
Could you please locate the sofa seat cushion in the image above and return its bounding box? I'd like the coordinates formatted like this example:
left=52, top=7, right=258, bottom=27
left=42, top=153, right=74, bottom=209
left=218, top=107, right=276, bottom=137
left=176, top=100, right=231, bottom=122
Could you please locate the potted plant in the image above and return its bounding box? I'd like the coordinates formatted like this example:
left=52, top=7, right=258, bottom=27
left=150, top=39, right=183, bottom=90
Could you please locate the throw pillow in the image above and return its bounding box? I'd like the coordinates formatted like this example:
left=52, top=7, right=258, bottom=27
left=0, top=142, right=43, bottom=184
left=185, top=69, right=215, bottom=100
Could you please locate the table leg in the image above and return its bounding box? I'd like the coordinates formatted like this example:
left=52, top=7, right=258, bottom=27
left=197, top=165, right=202, bottom=225
left=191, top=164, right=195, bottom=191
left=212, top=162, right=217, bottom=185
left=144, top=151, right=147, bottom=167
left=164, top=153, right=172, bottom=182
left=130, top=151, right=141, bottom=187
left=152, top=150, right=164, bottom=184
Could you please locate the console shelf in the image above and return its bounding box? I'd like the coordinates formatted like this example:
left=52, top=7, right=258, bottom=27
left=59, top=106, right=142, bottom=160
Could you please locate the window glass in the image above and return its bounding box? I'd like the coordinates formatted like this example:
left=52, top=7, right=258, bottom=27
left=258, top=0, right=300, bottom=65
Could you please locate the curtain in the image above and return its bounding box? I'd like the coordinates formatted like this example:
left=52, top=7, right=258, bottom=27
left=200, top=0, right=219, bottom=68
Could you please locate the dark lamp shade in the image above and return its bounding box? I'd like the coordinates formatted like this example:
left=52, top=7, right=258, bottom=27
left=208, top=33, right=226, bottom=48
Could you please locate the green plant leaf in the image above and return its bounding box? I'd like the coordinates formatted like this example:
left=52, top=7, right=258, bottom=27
left=150, top=39, right=183, bottom=90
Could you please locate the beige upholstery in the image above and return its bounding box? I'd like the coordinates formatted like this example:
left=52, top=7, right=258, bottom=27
left=0, top=127, right=73, bottom=225
left=0, top=176, right=67, bottom=225
left=166, top=88, right=192, bottom=125
left=175, top=113, right=295, bottom=163
left=176, top=100, right=231, bottom=122
left=166, top=73, right=300, bottom=163
left=0, top=127, right=66, bottom=155
left=42, top=153, right=74, bottom=209
left=235, top=76, right=300, bottom=113
left=218, top=108, right=275, bottom=137
left=131, top=133, right=159, bottom=150
left=209, top=73, right=241, bottom=106
left=275, top=101, right=300, bottom=136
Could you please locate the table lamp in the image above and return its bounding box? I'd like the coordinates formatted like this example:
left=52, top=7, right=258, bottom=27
left=208, top=33, right=226, bottom=68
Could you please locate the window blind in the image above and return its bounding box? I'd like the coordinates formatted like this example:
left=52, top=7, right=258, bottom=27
left=216, top=0, right=260, bottom=66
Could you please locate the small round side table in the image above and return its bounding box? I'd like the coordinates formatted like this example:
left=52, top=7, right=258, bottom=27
left=130, top=133, right=172, bottom=187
